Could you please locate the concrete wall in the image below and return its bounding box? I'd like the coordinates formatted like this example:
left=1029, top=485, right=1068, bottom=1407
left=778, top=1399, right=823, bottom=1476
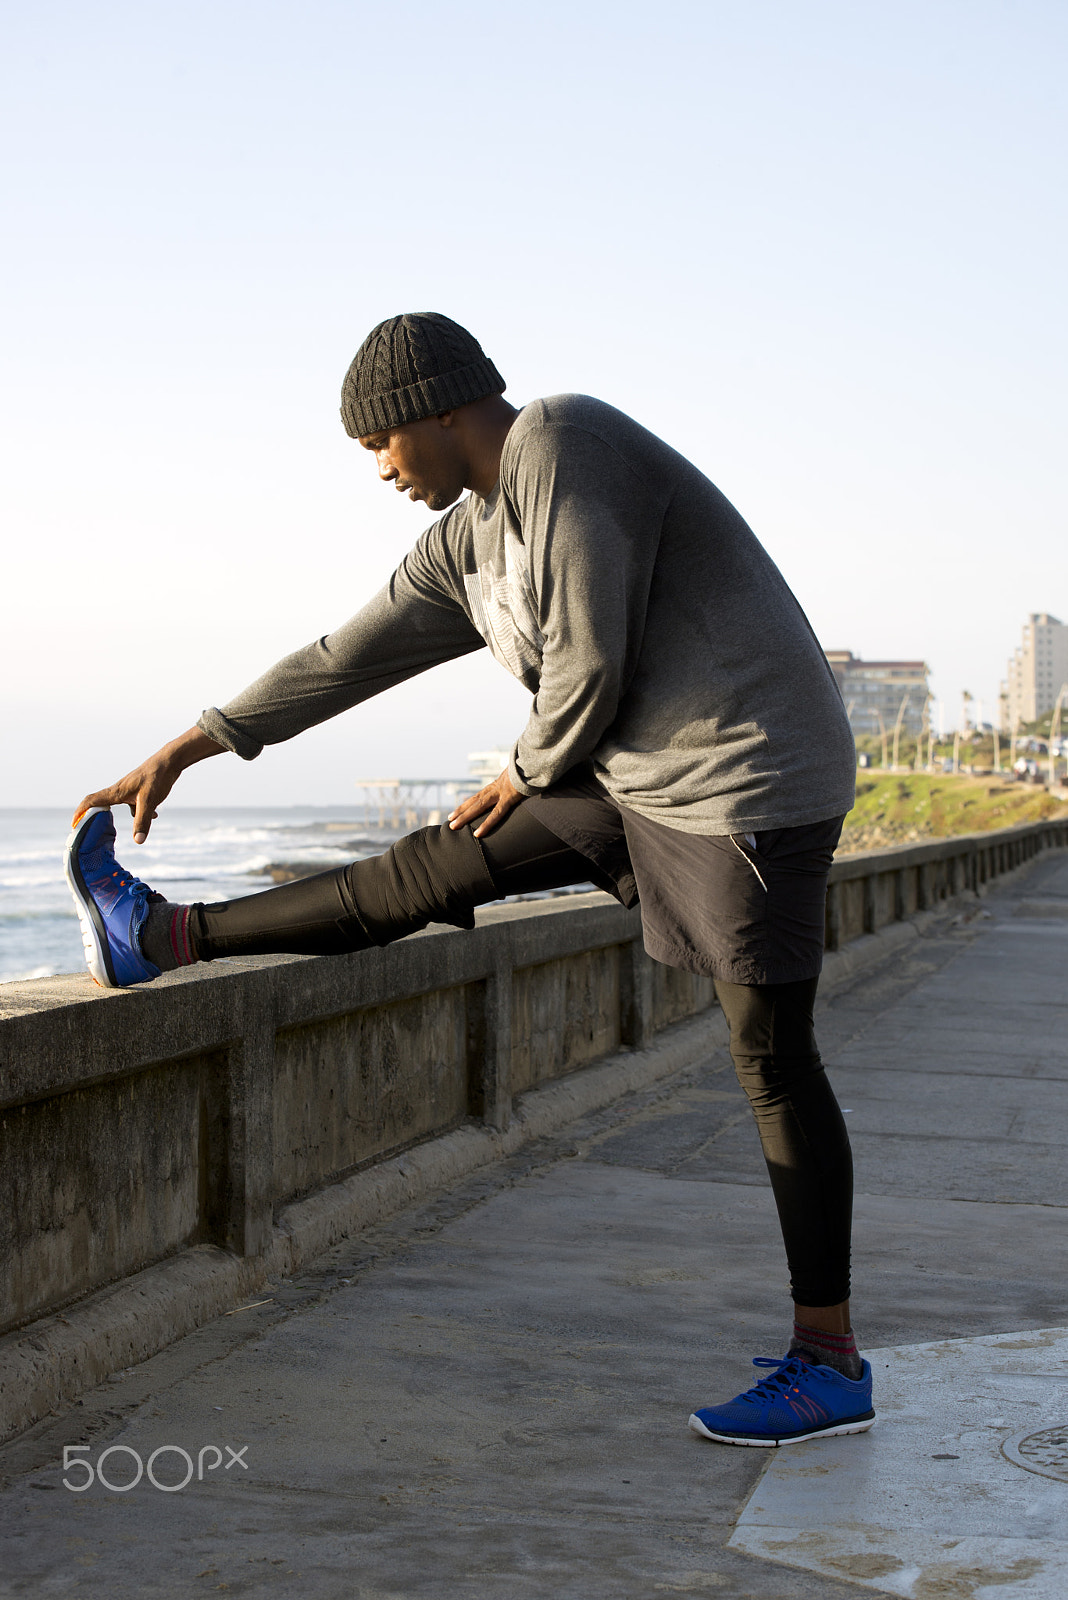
left=1, top=816, right=1065, bottom=1441
left=0, top=894, right=713, bottom=1343
left=825, top=818, right=1068, bottom=949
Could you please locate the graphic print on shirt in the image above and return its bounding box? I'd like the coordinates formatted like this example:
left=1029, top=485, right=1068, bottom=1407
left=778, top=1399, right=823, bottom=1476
left=463, top=529, right=544, bottom=688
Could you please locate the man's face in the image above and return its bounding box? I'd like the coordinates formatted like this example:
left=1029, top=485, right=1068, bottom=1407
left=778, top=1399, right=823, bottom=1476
left=359, top=415, right=466, bottom=513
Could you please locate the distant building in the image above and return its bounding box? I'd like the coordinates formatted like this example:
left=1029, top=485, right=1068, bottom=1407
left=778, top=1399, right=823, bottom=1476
left=825, top=651, right=930, bottom=738
left=1000, top=614, right=1068, bottom=731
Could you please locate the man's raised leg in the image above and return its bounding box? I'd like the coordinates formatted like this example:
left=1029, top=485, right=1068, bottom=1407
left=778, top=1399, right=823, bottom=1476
left=66, top=806, right=595, bottom=987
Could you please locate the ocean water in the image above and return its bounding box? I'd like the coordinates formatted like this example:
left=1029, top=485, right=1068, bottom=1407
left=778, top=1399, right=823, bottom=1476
left=0, top=807, right=403, bottom=985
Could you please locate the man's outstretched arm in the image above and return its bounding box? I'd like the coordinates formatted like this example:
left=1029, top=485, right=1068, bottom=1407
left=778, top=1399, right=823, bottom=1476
left=197, top=522, right=485, bottom=760
left=74, top=726, right=226, bottom=843
left=75, top=509, right=486, bottom=842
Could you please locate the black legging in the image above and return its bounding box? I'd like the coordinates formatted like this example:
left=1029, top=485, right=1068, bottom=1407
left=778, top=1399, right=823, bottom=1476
left=190, top=808, right=595, bottom=957
left=190, top=809, right=852, bottom=1306
left=713, top=978, right=852, bottom=1307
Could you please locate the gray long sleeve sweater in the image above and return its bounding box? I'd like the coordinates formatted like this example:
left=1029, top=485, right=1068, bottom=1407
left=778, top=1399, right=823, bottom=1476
left=199, top=395, right=855, bottom=834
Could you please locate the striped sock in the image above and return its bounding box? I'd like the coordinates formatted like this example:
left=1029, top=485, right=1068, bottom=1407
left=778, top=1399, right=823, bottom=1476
left=789, top=1321, right=863, bottom=1380
left=141, top=901, right=197, bottom=972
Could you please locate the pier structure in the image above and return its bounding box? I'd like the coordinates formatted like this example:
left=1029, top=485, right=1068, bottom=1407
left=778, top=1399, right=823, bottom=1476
left=351, top=777, right=474, bottom=830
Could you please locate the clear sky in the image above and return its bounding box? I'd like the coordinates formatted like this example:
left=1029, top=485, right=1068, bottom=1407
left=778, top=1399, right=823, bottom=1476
left=3, top=0, right=1065, bottom=807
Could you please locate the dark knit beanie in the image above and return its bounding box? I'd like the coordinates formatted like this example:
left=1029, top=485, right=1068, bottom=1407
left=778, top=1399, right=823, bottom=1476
left=340, top=312, right=505, bottom=439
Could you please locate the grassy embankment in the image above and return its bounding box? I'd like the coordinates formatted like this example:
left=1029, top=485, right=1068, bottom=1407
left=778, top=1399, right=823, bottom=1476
left=839, top=773, right=1067, bottom=854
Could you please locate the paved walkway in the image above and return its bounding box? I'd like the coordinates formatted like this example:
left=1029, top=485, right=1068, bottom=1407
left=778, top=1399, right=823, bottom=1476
left=1, top=853, right=1066, bottom=1598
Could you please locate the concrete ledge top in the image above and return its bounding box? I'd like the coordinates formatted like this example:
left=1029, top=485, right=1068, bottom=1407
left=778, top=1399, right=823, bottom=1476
left=830, top=815, right=1068, bottom=878
left=0, top=891, right=638, bottom=1107
left=0, top=891, right=627, bottom=1018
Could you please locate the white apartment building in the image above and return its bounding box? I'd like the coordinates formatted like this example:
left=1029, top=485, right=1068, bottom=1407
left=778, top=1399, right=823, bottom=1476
left=1000, top=614, right=1068, bottom=730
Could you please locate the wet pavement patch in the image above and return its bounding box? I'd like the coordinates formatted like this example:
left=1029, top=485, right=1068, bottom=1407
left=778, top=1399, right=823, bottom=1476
left=729, top=1326, right=1068, bottom=1597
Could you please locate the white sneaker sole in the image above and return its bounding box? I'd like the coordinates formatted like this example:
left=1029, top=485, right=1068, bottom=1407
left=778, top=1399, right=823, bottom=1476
left=64, top=807, right=115, bottom=988
left=688, top=1410, right=876, bottom=1446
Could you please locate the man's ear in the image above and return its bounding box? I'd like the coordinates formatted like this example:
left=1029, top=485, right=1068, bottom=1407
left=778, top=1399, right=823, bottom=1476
left=436, top=411, right=455, bottom=428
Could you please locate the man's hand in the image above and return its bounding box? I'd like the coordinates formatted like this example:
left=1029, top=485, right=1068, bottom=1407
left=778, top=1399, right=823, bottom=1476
left=73, top=727, right=226, bottom=843
left=447, top=768, right=524, bottom=838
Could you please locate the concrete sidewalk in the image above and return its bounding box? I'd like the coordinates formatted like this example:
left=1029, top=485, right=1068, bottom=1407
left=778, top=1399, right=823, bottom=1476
left=1, top=853, right=1066, bottom=1598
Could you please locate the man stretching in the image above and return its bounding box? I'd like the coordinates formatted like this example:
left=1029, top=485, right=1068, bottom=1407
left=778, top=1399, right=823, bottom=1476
left=68, top=312, right=872, bottom=1447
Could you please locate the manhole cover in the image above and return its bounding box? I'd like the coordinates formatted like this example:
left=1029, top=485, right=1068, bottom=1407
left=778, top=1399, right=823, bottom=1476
left=1002, top=1426, right=1068, bottom=1482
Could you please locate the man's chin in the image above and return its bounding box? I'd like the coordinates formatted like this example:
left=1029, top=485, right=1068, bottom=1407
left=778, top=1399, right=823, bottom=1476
left=422, top=487, right=463, bottom=512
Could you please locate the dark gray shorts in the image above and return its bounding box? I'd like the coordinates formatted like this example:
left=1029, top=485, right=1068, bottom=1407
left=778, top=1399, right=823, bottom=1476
left=525, top=771, right=844, bottom=985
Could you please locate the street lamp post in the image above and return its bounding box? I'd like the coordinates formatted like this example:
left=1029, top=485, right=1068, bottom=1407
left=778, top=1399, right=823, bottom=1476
left=1048, top=685, right=1067, bottom=790
left=891, top=693, right=911, bottom=772
left=914, top=695, right=931, bottom=772
left=875, top=708, right=889, bottom=771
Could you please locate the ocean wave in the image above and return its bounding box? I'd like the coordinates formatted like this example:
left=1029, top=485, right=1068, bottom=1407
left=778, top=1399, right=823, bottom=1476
left=0, top=908, right=77, bottom=922
left=0, top=875, right=68, bottom=890
left=0, top=807, right=398, bottom=975
left=183, top=827, right=289, bottom=845
left=0, top=964, right=62, bottom=984
left=145, top=855, right=276, bottom=879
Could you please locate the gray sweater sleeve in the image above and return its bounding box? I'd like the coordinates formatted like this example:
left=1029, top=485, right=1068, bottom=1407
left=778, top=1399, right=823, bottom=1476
left=504, top=420, right=662, bottom=796
left=198, top=526, right=485, bottom=759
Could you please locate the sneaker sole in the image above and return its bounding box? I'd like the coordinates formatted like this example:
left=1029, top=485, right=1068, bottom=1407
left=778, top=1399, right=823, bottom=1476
left=64, top=808, right=117, bottom=989
left=688, top=1410, right=875, bottom=1446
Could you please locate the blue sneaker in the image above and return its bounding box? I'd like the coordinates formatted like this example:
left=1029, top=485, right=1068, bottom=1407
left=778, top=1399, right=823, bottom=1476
left=64, top=808, right=161, bottom=988
left=689, top=1354, right=875, bottom=1446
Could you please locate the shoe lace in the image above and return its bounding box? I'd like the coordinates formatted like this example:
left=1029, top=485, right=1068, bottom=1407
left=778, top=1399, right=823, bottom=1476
left=108, top=868, right=152, bottom=900
left=739, top=1355, right=812, bottom=1406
